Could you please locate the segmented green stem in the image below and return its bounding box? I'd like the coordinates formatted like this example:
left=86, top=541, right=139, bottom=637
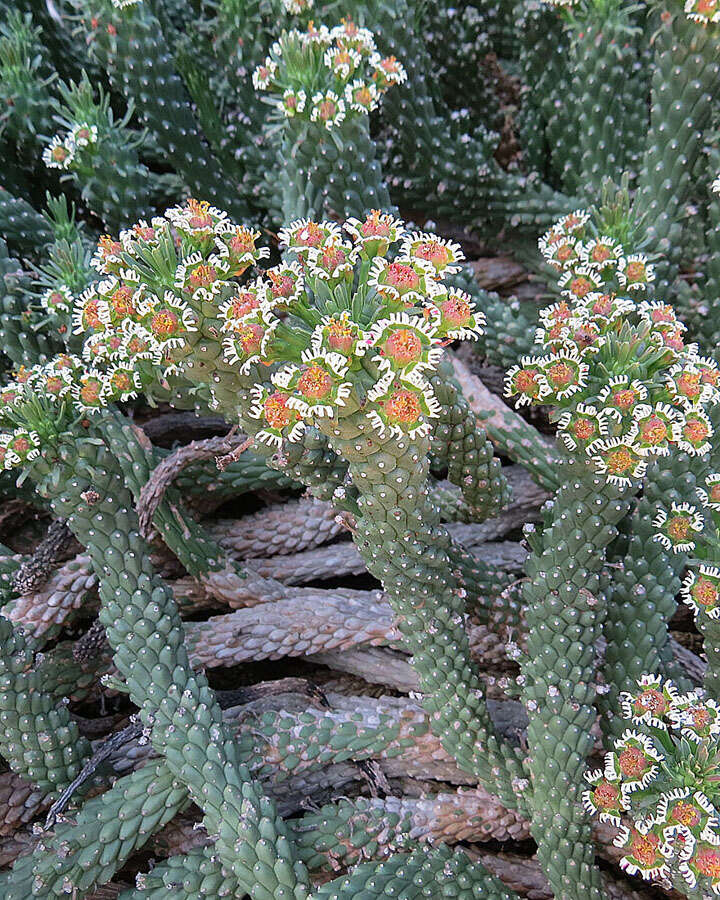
left=600, top=451, right=698, bottom=739
left=0, top=618, right=92, bottom=795
left=0, top=239, right=63, bottom=368
left=0, top=763, right=190, bottom=898
left=272, top=115, right=392, bottom=224
left=313, top=409, right=528, bottom=815
left=123, top=844, right=518, bottom=900
left=521, top=457, right=632, bottom=900
left=78, top=0, right=251, bottom=220
left=429, top=363, right=510, bottom=521
left=0, top=187, right=52, bottom=255
left=31, top=434, right=310, bottom=899
left=561, top=14, right=645, bottom=197
left=632, top=12, right=720, bottom=291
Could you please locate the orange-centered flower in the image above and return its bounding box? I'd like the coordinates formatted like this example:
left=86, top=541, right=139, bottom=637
left=592, top=780, right=620, bottom=810
left=639, top=416, right=668, bottom=446
left=110, top=285, right=136, bottom=317
left=83, top=299, right=103, bottom=330
left=150, top=309, right=180, bottom=337
left=590, top=245, right=612, bottom=263
left=546, top=361, right=574, bottom=387
left=385, top=263, right=420, bottom=291
left=297, top=364, right=333, bottom=400
left=228, top=293, right=260, bottom=318
left=384, top=388, right=422, bottom=425
left=415, top=241, right=450, bottom=267
left=188, top=264, right=218, bottom=290
left=605, top=447, right=635, bottom=477
left=360, top=210, right=392, bottom=238
left=670, top=801, right=702, bottom=829
left=625, top=261, right=648, bottom=283
left=635, top=688, right=668, bottom=717
left=79, top=380, right=102, bottom=405
left=690, top=577, right=719, bottom=608
left=269, top=272, right=296, bottom=298
left=297, top=222, right=324, bottom=248
left=440, top=295, right=472, bottom=327
left=695, top=845, right=720, bottom=879
left=110, top=371, right=132, bottom=392
left=327, top=320, right=355, bottom=353
left=628, top=831, right=660, bottom=868
left=569, top=276, right=593, bottom=298
left=667, top=516, right=691, bottom=542
left=236, top=323, right=264, bottom=355
left=573, top=419, right=597, bottom=441
left=383, top=329, right=423, bottom=366
left=186, top=199, right=213, bottom=229
left=264, top=392, right=294, bottom=429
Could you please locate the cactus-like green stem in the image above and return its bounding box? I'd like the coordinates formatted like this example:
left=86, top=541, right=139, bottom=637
left=310, top=409, right=529, bottom=816
left=0, top=618, right=92, bottom=796
left=0, top=763, right=191, bottom=898
left=78, top=0, right=252, bottom=221
left=600, top=451, right=698, bottom=739
left=28, top=434, right=310, bottom=899
left=520, top=457, right=633, bottom=900
left=0, top=188, right=53, bottom=256
left=632, top=11, right=720, bottom=292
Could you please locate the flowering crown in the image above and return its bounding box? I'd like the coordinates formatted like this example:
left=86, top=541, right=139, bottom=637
left=505, top=210, right=719, bottom=485
left=538, top=0, right=718, bottom=25
left=584, top=675, right=720, bottom=894
left=23, top=205, right=484, bottom=451
left=252, top=20, right=406, bottom=126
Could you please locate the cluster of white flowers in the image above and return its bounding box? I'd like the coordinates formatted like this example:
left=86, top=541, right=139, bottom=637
left=41, top=124, right=98, bottom=171
left=252, top=20, right=406, bottom=128
left=505, top=210, right=719, bottom=486
left=585, top=675, right=720, bottom=894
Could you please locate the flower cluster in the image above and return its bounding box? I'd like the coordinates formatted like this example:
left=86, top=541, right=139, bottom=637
left=0, top=353, right=146, bottom=470
left=584, top=675, right=720, bottom=893
left=69, top=204, right=483, bottom=449
left=650, top=470, right=720, bottom=626
left=252, top=20, right=406, bottom=127
left=41, top=124, right=99, bottom=171
left=281, top=0, right=313, bottom=11
left=685, top=0, right=720, bottom=24
left=504, top=210, right=719, bottom=485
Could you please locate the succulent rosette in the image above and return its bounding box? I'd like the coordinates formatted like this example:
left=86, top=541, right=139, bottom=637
left=366, top=374, right=441, bottom=440
left=673, top=455, right=720, bottom=633
left=306, top=237, right=356, bottom=288
left=214, top=224, right=269, bottom=277
left=429, top=288, right=485, bottom=342
left=165, top=199, right=228, bottom=246
left=91, top=235, right=125, bottom=275
left=344, top=211, right=404, bottom=258
left=587, top=675, right=720, bottom=892
left=367, top=256, right=436, bottom=307
left=506, top=210, right=720, bottom=487
left=252, top=20, right=405, bottom=129
left=175, top=252, right=231, bottom=302
left=277, top=219, right=341, bottom=257
left=399, top=232, right=463, bottom=277
left=248, top=386, right=306, bottom=447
